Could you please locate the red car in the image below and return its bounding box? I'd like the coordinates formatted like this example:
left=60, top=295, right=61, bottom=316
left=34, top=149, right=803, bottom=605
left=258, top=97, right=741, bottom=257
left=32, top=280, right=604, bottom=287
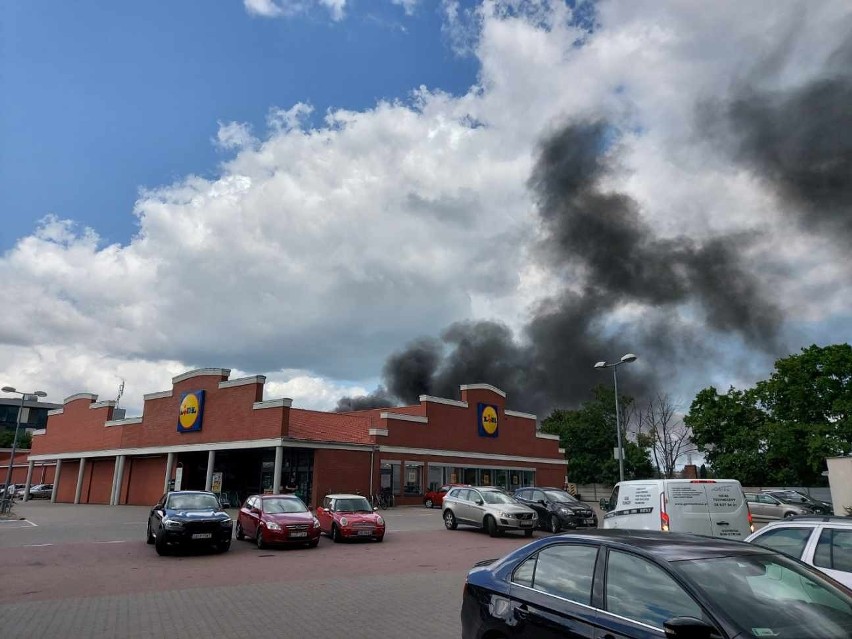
left=424, top=484, right=470, bottom=509
left=236, top=494, right=321, bottom=549
left=315, top=493, right=385, bottom=542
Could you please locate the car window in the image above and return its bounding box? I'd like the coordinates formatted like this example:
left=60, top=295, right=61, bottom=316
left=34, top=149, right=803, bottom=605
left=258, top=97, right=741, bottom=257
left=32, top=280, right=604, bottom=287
left=759, top=494, right=778, bottom=505
left=608, top=486, right=620, bottom=510
left=323, top=496, right=332, bottom=509
left=606, top=550, right=704, bottom=629
left=468, top=490, right=481, bottom=502
left=439, top=486, right=449, bottom=494
left=512, top=555, right=536, bottom=587
left=530, top=489, right=545, bottom=502
left=529, top=544, right=598, bottom=604
left=481, top=491, right=517, bottom=505
left=752, top=527, right=813, bottom=559
left=515, top=489, right=529, bottom=500
left=815, top=528, right=852, bottom=573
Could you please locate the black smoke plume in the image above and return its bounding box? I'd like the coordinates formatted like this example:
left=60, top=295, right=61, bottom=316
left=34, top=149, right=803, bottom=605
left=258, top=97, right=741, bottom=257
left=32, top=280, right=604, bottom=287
left=339, top=122, right=782, bottom=416
left=334, top=386, right=395, bottom=412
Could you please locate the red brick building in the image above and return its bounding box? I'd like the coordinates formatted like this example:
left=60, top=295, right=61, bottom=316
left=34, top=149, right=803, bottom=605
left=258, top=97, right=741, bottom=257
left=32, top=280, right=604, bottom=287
left=25, top=368, right=567, bottom=507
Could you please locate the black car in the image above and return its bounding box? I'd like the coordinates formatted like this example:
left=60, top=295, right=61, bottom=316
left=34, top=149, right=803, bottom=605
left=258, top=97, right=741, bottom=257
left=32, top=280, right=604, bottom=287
left=514, top=487, right=597, bottom=533
left=763, top=489, right=833, bottom=515
left=462, top=529, right=852, bottom=639
left=147, top=490, right=233, bottom=556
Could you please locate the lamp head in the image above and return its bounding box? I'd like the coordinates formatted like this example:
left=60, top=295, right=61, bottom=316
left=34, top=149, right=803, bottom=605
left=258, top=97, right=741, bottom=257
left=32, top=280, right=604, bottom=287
left=594, top=361, right=607, bottom=369
left=33, top=391, right=47, bottom=398
left=2, top=386, right=16, bottom=393
left=620, top=353, right=637, bottom=364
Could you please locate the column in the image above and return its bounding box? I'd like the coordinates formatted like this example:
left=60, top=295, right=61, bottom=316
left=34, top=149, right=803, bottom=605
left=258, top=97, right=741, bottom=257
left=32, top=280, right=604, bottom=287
left=204, top=450, right=215, bottom=491
left=50, top=459, right=63, bottom=503
left=273, top=446, right=283, bottom=494
left=74, top=458, right=87, bottom=504
left=23, top=460, right=34, bottom=502
left=110, top=455, right=126, bottom=506
left=163, top=452, right=175, bottom=494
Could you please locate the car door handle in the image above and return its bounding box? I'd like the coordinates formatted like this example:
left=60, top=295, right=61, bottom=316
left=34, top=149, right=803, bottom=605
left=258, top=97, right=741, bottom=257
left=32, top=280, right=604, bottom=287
left=716, top=521, right=730, bottom=525
left=515, top=604, right=530, bottom=620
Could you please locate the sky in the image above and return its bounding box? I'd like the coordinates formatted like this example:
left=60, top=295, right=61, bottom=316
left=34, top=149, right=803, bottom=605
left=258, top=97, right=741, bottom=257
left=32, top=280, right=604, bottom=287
left=1, top=0, right=850, bottom=420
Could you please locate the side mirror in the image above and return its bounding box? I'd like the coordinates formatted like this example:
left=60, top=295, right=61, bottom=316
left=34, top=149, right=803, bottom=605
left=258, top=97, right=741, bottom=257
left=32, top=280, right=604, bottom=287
left=373, top=506, right=378, bottom=512
left=599, top=498, right=609, bottom=511
left=251, top=507, right=261, bottom=514
left=663, top=616, right=716, bottom=639
left=475, top=500, right=484, bottom=506
left=538, top=499, right=547, bottom=505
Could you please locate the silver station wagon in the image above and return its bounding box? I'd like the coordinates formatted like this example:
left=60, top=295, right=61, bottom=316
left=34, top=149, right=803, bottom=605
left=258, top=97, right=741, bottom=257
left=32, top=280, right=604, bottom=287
left=442, top=486, right=537, bottom=537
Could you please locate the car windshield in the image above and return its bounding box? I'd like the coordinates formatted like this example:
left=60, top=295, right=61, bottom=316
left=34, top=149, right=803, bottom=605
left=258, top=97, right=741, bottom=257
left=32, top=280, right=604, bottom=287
left=335, top=497, right=373, bottom=513
left=677, top=554, right=852, bottom=638
left=262, top=497, right=307, bottom=514
left=481, top=491, right=517, bottom=505
left=166, top=493, right=220, bottom=510
left=545, top=490, right=579, bottom=503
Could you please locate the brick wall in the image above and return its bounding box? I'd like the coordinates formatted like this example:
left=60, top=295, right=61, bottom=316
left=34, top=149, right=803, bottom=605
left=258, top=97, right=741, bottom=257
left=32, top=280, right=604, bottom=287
left=124, top=456, right=167, bottom=505
left=56, top=460, right=79, bottom=503
left=312, top=449, right=372, bottom=506
left=86, top=459, right=115, bottom=504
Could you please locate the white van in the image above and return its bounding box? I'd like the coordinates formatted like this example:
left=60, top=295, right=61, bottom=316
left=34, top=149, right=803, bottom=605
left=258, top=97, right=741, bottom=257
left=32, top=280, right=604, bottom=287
left=601, top=479, right=753, bottom=539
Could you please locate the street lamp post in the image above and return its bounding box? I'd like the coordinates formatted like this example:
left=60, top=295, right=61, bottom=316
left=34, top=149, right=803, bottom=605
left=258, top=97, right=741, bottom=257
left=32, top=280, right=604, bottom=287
left=1, top=386, right=48, bottom=513
left=594, top=354, right=637, bottom=483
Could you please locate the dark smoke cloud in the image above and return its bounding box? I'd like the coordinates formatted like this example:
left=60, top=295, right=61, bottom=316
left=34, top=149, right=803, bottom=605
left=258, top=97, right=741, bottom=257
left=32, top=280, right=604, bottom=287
left=712, top=39, right=852, bottom=242
left=334, top=386, right=395, bottom=412
left=339, top=122, right=783, bottom=416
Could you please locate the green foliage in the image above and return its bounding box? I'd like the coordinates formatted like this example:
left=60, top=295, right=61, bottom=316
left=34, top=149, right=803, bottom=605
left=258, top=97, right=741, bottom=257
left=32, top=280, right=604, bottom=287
left=686, top=344, right=851, bottom=486
left=0, top=429, right=32, bottom=449
left=542, top=385, right=654, bottom=484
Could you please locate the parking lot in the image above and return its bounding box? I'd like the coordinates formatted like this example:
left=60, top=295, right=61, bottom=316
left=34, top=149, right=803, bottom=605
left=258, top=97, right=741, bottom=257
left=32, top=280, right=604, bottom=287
left=0, top=501, right=560, bottom=638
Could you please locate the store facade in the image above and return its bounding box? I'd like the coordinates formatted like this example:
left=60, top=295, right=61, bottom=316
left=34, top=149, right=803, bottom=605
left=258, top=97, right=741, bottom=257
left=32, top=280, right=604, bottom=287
left=26, top=368, right=567, bottom=508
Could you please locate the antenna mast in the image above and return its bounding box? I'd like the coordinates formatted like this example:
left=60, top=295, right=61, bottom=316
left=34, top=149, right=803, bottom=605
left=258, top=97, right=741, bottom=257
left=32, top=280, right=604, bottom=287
left=116, top=378, right=125, bottom=408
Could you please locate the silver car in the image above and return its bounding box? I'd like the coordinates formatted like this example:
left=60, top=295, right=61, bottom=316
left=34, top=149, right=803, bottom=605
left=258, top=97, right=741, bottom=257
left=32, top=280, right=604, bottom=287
left=442, top=486, right=537, bottom=537
left=745, top=492, right=813, bottom=520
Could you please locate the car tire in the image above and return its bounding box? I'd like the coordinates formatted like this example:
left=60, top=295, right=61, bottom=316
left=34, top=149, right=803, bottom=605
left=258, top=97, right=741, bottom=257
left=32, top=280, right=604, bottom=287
left=218, top=540, right=231, bottom=553
left=235, top=521, right=245, bottom=541
left=332, top=524, right=342, bottom=543
left=443, top=510, right=458, bottom=530
left=784, top=512, right=796, bottom=518
left=524, top=529, right=534, bottom=538
left=485, top=516, right=500, bottom=538
left=375, top=535, right=384, bottom=543
left=256, top=528, right=266, bottom=550
left=549, top=515, right=561, bottom=534
left=155, top=533, right=170, bottom=556
left=146, top=521, right=155, bottom=544
left=308, top=539, right=319, bottom=548
left=425, top=498, right=433, bottom=509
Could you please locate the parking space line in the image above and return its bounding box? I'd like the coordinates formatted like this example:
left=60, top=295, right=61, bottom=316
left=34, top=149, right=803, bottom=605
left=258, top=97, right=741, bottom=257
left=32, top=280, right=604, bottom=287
left=94, top=540, right=127, bottom=544
left=0, top=519, right=37, bottom=528
left=24, top=543, right=53, bottom=547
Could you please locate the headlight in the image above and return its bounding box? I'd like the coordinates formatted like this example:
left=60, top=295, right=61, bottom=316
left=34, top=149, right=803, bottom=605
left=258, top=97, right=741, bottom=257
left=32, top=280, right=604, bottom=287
left=340, top=517, right=349, bottom=527
left=558, top=507, right=571, bottom=514
left=376, top=516, right=385, bottom=526
left=265, top=522, right=282, bottom=531
left=221, top=518, right=233, bottom=527
left=163, top=518, right=184, bottom=530
left=499, top=512, right=515, bottom=519
left=312, top=517, right=321, bottom=528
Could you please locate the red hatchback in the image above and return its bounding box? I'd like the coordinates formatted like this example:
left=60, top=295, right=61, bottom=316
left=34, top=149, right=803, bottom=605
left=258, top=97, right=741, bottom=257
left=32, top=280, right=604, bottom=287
left=424, top=484, right=469, bottom=509
left=316, top=494, right=385, bottom=542
left=236, top=494, right=321, bottom=549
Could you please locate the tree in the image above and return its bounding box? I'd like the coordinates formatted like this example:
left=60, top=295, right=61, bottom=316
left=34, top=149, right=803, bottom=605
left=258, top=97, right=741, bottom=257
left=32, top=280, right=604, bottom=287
left=542, top=385, right=653, bottom=484
left=686, top=343, right=852, bottom=486
left=0, top=429, right=32, bottom=449
left=637, top=394, right=696, bottom=479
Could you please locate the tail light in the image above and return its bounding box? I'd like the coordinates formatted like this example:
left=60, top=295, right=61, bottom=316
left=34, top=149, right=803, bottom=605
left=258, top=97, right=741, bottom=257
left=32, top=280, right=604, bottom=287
left=747, top=508, right=754, bottom=534
left=660, top=493, right=670, bottom=532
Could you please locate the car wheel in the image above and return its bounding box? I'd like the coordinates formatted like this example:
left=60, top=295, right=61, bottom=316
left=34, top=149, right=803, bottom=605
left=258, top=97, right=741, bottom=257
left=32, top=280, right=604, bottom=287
left=256, top=528, right=266, bottom=549
left=425, top=498, right=433, bottom=509
left=332, top=524, right=342, bottom=543
left=235, top=521, right=245, bottom=541
left=524, top=529, right=534, bottom=538
left=308, top=539, right=319, bottom=548
left=485, top=516, right=500, bottom=538
left=155, top=533, right=170, bottom=556
left=784, top=512, right=796, bottom=518
left=549, top=515, right=561, bottom=534
left=443, top=510, right=458, bottom=530
left=146, top=521, right=155, bottom=544
left=375, top=535, right=384, bottom=543
left=218, top=540, right=231, bottom=553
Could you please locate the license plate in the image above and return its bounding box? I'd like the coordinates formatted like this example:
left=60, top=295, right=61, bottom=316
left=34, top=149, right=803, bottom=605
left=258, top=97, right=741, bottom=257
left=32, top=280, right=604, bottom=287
left=585, top=519, right=596, bottom=525
left=519, top=521, right=533, bottom=527
left=191, top=533, right=212, bottom=539
left=290, top=531, right=308, bottom=538
left=357, top=530, right=373, bottom=536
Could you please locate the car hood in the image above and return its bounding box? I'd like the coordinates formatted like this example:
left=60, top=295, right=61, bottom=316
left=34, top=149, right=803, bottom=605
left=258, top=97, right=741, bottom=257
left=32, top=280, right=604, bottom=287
left=265, top=511, right=314, bottom=524
left=488, top=504, right=536, bottom=515
left=555, top=502, right=591, bottom=512
left=334, top=512, right=384, bottom=524
left=165, top=509, right=230, bottom=521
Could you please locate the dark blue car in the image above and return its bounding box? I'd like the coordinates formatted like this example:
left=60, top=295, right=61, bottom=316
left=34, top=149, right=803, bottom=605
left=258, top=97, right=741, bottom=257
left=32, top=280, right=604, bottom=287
left=462, top=529, right=852, bottom=639
left=147, top=490, right=233, bottom=556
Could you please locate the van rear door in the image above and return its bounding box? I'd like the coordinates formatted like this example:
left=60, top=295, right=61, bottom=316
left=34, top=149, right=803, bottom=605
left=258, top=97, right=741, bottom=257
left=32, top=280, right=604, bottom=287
left=666, top=481, right=713, bottom=536
left=706, top=480, right=751, bottom=539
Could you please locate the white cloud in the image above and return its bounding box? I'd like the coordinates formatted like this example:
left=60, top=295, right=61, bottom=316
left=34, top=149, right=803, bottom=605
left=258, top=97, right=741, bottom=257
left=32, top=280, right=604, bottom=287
left=3, top=1, right=850, bottom=412
left=391, top=0, right=420, bottom=16
left=243, top=0, right=346, bottom=21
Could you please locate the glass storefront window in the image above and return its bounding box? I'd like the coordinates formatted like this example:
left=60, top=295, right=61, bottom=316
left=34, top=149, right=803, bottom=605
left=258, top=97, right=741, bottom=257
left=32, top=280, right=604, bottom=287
left=463, top=468, right=478, bottom=485
left=381, top=462, right=401, bottom=495
left=404, top=463, right=422, bottom=495
left=427, top=465, right=443, bottom=492
left=510, top=471, right=521, bottom=491
left=496, top=469, right=508, bottom=490
left=480, top=469, right=493, bottom=486
left=522, top=470, right=535, bottom=487
left=446, top=467, right=463, bottom=484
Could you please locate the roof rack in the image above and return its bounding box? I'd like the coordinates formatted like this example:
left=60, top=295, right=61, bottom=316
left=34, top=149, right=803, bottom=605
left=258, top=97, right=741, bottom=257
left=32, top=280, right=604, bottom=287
left=785, top=515, right=851, bottom=523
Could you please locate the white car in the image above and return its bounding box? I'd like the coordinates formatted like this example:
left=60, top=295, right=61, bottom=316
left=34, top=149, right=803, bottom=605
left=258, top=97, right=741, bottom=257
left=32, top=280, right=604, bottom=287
left=745, top=516, right=852, bottom=588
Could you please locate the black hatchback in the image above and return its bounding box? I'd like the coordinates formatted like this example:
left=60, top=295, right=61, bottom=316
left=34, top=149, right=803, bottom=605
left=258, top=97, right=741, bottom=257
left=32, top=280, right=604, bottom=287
left=514, top=487, right=597, bottom=533
left=462, top=529, right=852, bottom=639
left=147, top=490, right=233, bottom=556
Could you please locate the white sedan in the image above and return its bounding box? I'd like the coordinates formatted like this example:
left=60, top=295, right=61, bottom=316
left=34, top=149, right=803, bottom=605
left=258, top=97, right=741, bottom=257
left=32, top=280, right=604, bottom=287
left=745, top=516, right=852, bottom=588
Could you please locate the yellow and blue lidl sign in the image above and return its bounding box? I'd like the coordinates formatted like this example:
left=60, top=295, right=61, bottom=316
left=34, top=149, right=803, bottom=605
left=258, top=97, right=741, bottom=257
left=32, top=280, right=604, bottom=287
left=477, top=403, right=499, bottom=438
left=177, top=390, right=205, bottom=433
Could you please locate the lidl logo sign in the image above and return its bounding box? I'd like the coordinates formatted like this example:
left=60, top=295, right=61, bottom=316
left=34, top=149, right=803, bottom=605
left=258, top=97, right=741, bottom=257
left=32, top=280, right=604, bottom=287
left=478, top=403, right=499, bottom=438
left=177, top=390, right=205, bottom=433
